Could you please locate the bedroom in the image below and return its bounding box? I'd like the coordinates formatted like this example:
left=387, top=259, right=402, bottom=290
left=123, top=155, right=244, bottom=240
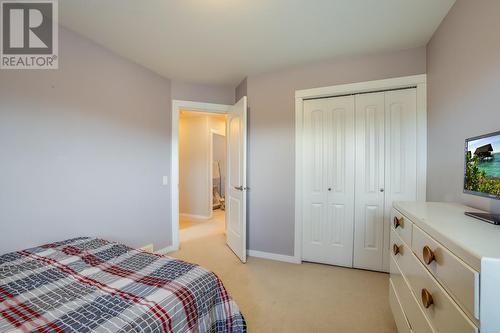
left=1, top=1, right=500, bottom=332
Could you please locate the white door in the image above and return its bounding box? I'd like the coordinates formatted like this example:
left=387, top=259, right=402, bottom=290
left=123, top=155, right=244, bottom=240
left=226, top=96, right=247, bottom=263
left=381, top=88, right=418, bottom=271
left=302, top=95, right=356, bottom=267
left=353, top=92, right=386, bottom=271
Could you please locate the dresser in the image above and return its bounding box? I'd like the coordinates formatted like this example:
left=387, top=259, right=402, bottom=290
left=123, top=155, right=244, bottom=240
left=389, top=202, right=500, bottom=333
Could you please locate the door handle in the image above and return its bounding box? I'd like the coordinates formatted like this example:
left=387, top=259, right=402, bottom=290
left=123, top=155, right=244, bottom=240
left=234, top=186, right=249, bottom=191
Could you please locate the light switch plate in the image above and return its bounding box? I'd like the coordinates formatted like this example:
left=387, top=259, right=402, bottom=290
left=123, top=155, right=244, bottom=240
left=162, top=176, right=168, bottom=186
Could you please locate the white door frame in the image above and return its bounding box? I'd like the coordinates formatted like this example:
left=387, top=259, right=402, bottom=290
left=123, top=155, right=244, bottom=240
left=294, top=74, right=427, bottom=263
left=170, top=100, right=231, bottom=252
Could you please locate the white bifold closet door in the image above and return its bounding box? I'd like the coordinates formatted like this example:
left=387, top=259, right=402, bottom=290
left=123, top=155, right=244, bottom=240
left=353, top=92, right=386, bottom=270
left=302, top=96, right=355, bottom=267
left=302, top=88, right=418, bottom=272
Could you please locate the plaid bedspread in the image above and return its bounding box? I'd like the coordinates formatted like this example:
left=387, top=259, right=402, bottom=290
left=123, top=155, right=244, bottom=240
left=0, top=238, right=246, bottom=333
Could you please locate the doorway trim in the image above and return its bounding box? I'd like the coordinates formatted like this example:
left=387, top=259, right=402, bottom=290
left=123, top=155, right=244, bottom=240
left=294, top=74, right=427, bottom=263
left=170, top=100, right=231, bottom=253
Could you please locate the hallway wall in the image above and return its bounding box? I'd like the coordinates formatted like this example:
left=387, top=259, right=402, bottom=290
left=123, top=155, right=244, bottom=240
left=179, top=113, right=226, bottom=218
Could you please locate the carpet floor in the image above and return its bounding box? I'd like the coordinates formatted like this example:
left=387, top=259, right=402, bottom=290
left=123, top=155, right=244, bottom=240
left=170, top=211, right=397, bottom=333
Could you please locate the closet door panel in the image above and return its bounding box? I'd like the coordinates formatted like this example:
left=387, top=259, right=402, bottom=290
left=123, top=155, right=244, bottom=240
left=354, top=92, right=385, bottom=271
left=302, top=96, right=355, bottom=267
left=382, top=88, right=418, bottom=271
left=325, top=98, right=356, bottom=266
left=302, top=103, right=325, bottom=258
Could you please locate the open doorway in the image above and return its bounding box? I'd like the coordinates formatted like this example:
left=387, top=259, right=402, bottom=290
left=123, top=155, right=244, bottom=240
left=178, top=111, right=227, bottom=243
left=170, top=98, right=247, bottom=263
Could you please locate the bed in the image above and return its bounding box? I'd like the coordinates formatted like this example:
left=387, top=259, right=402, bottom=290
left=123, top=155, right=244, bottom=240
left=0, top=237, right=246, bottom=333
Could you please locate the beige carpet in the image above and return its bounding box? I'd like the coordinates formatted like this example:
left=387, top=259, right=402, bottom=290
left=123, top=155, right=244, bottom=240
left=170, top=211, right=397, bottom=333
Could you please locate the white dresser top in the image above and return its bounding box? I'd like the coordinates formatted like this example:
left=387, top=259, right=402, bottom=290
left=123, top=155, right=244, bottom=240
left=393, top=201, right=500, bottom=272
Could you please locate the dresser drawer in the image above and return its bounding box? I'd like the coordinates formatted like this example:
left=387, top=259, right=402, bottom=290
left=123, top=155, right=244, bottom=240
left=390, top=279, right=412, bottom=333
left=404, top=250, right=478, bottom=333
left=412, top=224, right=479, bottom=322
left=392, top=208, right=413, bottom=246
left=390, top=257, right=435, bottom=333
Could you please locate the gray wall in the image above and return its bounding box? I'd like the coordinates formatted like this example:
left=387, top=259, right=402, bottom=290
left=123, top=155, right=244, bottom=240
left=0, top=27, right=172, bottom=253
left=246, top=47, right=426, bottom=256
left=10, top=6, right=494, bottom=257
left=171, top=80, right=235, bottom=105
left=235, top=78, right=247, bottom=102
left=427, top=0, right=500, bottom=213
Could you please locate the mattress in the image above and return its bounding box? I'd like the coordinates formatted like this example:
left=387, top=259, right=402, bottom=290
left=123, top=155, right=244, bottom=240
left=0, top=237, right=246, bottom=332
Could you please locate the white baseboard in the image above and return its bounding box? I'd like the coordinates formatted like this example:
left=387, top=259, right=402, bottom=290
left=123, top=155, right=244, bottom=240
left=180, top=213, right=211, bottom=220
left=155, top=245, right=177, bottom=255
left=247, top=249, right=301, bottom=264
left=139, top=243, right=154, bottom=253
left=155, top=246, right=300, bottom=264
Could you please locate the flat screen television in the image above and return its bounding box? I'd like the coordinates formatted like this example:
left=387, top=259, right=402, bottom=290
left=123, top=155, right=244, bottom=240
left=464, top=131, right=500, bottom=200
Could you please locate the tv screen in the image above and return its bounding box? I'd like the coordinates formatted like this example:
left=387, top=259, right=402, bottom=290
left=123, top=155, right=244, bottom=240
left=464, top=131, right=500, bottom=199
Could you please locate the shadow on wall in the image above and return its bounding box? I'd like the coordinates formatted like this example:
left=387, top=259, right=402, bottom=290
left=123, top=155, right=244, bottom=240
left=426, top=0, right=500, bottom=214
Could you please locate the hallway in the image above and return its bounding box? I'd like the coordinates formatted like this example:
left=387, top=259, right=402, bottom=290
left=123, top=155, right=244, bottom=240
left=179, top=209, right=225, bottom=243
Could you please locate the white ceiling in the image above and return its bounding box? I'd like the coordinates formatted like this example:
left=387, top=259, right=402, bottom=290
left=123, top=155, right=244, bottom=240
left=59, top=0, right=455, bottom=86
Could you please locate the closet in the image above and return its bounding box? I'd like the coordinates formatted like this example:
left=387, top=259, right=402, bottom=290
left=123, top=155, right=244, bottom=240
left=301, top=88, right=419, bottom=272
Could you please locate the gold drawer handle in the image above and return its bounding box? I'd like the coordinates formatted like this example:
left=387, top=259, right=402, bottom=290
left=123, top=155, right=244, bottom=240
left=423, top=246, right=436, bottom=265
left=421, top=288, right=434, bottom=308
left=393, top=244, right=402, bottom=256
left=393, top=216, right=403, bottom=229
